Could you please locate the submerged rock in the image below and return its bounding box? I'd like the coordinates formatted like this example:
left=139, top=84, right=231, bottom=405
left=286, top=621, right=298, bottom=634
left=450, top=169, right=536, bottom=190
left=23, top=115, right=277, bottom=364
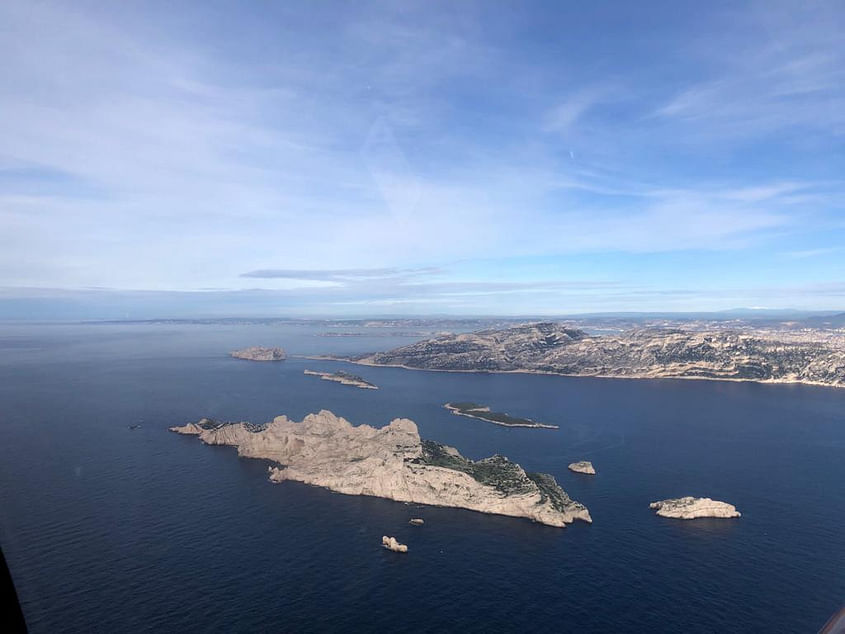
left=650, top=496, right=740, bottom=519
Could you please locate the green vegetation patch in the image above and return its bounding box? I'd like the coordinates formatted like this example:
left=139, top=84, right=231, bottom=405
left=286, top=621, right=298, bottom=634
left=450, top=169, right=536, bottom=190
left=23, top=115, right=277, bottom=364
left=526, top=472, right=574, bottom=513
left=413, top=440, right=535, bottom=495
left=334, top=371, right=376, bottom=387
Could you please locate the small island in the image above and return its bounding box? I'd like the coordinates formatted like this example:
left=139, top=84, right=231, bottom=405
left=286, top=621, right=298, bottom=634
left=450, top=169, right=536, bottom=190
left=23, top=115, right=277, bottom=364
left=650, top=497, right=741, bottom=519
left=231, top=346, right=286, bottom=361
left=444, top=402, right=558, bottom=429
left=304, top=369, right=378, bottom=389
left=169, top=410, right=590, bottom=527
left=382, top=536, right=408, bottom=553
left=568, top=461, right=596, bottom=475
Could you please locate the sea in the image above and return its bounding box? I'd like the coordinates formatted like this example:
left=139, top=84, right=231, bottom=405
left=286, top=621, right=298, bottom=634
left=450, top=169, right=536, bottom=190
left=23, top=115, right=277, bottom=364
left=0, top=321, right=843, bottom=633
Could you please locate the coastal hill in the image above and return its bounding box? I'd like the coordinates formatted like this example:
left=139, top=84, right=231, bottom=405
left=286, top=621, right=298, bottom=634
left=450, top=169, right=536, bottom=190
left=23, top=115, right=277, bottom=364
left=170, top=410, right=591, bottom=528
left=353, top=322, right=845, bottom=387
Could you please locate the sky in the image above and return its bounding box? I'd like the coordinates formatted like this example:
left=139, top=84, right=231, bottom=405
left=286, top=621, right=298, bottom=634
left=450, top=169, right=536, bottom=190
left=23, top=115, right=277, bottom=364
left=1, top=0, right=844, bottom=319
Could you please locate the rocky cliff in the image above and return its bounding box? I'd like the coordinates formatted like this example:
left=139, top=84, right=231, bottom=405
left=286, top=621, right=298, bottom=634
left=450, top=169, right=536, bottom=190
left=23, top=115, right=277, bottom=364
left=355, top=322, right=845, bottom=387
left=170, top=410, right=591, bottom=528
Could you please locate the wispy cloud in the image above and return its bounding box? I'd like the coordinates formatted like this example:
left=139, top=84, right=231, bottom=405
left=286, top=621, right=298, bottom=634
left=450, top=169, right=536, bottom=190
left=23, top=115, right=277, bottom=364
left=240, top=267, right=441, bottom=281
left=543, top=85, right=614, bottom=135
left=654, top=2, right=845, bottom=139
left=0, top=1, right=842, bottom=316
left=782, top=247, right=842, bottom=260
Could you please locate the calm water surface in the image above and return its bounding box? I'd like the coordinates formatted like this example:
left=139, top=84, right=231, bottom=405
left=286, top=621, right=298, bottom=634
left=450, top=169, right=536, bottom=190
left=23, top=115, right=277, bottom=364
left=1, top=323, right=843, bottom=632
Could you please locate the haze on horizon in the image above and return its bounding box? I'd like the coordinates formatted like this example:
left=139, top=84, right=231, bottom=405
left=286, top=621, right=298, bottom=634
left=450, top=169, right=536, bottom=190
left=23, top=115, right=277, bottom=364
left=1, top=1, right=843, bottom=320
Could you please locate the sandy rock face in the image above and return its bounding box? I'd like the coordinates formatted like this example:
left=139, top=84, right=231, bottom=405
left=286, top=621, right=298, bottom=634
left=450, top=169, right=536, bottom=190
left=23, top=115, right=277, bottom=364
left=170, top=410, right=591, bottom=528
left=230, top=347, right=286, bottom=361
left=650, top=496, right=740, bottom=519
left=568, top=461, right=596, bottom=475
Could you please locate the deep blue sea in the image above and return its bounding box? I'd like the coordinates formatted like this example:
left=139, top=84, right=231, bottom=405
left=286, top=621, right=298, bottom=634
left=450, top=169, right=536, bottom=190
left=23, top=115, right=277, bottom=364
left=1, top=322, right=843, bottom=632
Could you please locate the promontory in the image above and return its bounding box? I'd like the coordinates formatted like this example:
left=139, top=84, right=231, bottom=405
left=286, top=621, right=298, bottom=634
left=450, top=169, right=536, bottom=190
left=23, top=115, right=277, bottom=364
left=231, top=346, right=287, bottom=361
left=170, top=410, right=591, bottom=528
left=650, top=497, right=740, bottom=519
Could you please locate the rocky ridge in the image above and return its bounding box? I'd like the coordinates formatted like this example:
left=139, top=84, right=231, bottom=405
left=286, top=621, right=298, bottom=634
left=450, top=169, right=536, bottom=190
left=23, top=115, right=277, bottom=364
left=170, top=410, right=591, bottom=528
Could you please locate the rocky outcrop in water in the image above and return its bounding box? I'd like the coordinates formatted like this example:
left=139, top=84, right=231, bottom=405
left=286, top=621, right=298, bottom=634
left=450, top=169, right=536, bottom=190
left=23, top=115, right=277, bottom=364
left=169, top=410, right=591, bottom=528
left=231, top=346, right=287, bottom=361
left=382, top=536, right=408, bottom=552
left=354, top=322, right=845, bottom=387
left=568, top=461, right=596, bottom=475
left=650, top=497, right=740, bottom=519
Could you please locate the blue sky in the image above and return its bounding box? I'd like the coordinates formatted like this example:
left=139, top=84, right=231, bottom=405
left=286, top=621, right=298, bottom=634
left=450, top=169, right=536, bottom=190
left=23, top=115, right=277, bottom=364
left=1, top=0, right=843, bottom=318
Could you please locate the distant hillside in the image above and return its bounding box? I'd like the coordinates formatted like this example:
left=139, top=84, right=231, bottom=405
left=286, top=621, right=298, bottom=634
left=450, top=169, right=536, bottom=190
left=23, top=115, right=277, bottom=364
left=354, top=322, right=845, bottom=387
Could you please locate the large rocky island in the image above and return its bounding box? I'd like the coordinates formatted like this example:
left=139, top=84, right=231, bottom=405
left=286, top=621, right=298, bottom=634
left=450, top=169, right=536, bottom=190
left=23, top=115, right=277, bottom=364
left=352, top=322, right=845, bottom=387
left=170, top=410, right=591, bottom=527
left=231, top=346, right=287, bottom=361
